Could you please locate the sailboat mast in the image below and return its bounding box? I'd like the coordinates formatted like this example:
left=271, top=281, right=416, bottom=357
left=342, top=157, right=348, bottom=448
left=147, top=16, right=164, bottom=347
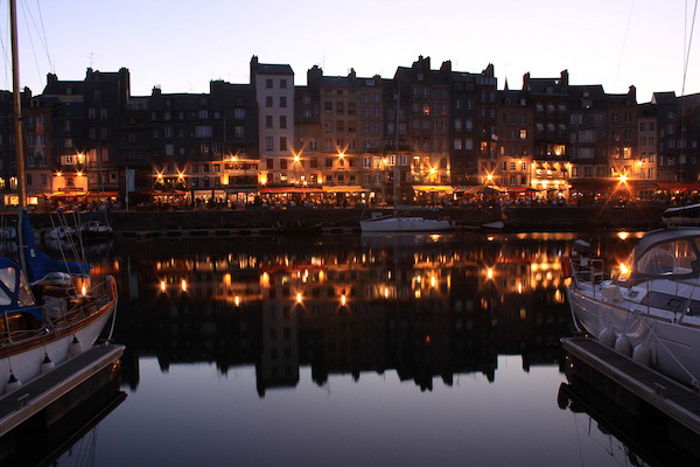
left=10, top=0, right=26, bottom=208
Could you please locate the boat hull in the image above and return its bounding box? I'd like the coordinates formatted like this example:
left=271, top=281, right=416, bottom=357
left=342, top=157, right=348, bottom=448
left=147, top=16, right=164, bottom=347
left=0, top=304, right=114, bottom=396
left=568, top=287, right=700, bottom=387
left=360, top=218, right=453, bottom=232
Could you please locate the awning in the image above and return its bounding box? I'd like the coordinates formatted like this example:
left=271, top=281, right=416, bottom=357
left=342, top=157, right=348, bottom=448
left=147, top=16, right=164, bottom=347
left=322, top=186, right=369, bottom=193
left=454, top=185, right=505, bottom=195
left=569, top=179, right=619, bottom=193
left=412, top=185, right=454, bottom=194
left=225, top=186, right=258, bottom=193
left=502, top=186, right=539, bottom=193
left=260, top=186, right=324, bottom=194
left=86, top=191, right=119, bottom=198
left=656, top=182, right=700, bottom=192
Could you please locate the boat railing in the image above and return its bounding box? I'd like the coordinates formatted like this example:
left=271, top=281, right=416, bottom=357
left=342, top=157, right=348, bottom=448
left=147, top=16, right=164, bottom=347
left=570, top=257, right=605, bottom=296
left=0, top=275, right=116, bottom=346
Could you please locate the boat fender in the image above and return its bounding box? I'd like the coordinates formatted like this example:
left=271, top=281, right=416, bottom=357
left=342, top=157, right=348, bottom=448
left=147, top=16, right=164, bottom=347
left=5, top=373, right=21, bottom=394
left=69, top=336, right=83, bottom=356
left=614, top=335, right=632, bottom=356
left=40, top=353, right=55, bottom=374
left=632, top=344, right=651, bottom=367
left=599, top=328, right=615, bottom=348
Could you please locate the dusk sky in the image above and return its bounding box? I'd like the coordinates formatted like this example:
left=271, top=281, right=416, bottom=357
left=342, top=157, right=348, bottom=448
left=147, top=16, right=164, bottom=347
left=1, top=0, right=697, bottom=102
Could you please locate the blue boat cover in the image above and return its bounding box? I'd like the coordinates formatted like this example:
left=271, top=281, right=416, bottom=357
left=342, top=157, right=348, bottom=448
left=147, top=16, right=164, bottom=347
left=0, top=257, right=42, bottom=320
left=20, top=210, right=91, bottom=284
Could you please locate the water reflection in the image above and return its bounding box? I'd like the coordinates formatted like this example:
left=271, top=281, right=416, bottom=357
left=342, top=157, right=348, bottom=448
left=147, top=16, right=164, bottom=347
left=85, top=233, right=620, bottom=396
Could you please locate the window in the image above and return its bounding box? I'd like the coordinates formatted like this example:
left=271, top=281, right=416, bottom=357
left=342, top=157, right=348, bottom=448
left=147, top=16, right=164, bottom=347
left=235, top=126, right=244, bottom=137
left=266, top=158, right=274, bottom=169
left=164, top=127, right=173, bottom=138
left=165, top=144, right=174, bottom=156
left=280, top=79, right=287, bottom=89
left=453, top=138, right=462, bottom=150
left=199, top=110, right=208, bottom=119
left=520, top=129, right=527, bottom=140
left=195, top=126, right=212, bottom=138
left=280, top=96, right=287, bottom=108
left=100, top=108, right=108, bottom=120
left=280, top=136, right=287, bottom=151
left=266, top=78, right=273, bottom=89
left=265, top=136, right=274, bottom=152
left=265, top=115, right=273, bottom=129
left=88, top=108, right=96, bottom=119
left=234, top=108, right=245, bottom=119
left=280, top=159, right=288, bottom=170
left=280, top=115, right=287, bottom=129
left=266, top=96, right=273, bottom=108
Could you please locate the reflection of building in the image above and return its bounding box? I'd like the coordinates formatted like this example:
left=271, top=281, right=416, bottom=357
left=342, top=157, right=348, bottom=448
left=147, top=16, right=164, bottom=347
left=105, top=234, right=576, bottom=395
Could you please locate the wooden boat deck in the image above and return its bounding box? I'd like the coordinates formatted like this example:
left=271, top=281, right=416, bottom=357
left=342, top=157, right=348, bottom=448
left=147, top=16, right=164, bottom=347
left=0, top=343, right=124, bottom=437
left=562, top=336, right=700, bottom=435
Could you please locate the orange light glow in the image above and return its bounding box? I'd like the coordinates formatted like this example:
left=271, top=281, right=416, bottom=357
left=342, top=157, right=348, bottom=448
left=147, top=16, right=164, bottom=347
left=340, top=294, right=347, bottom=307
left=76, top=171, right=84, bottom=177
left=259, top=174, right=268, bottom=185
left=181, top=279, right=188, bottom=292
left=293, top=154, right=301, bottom=163
left=55, top=171, right=62, bottom=177
left=486, top=173, right=494, bottom=182
left=486, top=267, right=494, bottom=280
left=80, top=284, right=87, bottom=296
left=619, top=262, right=631, bottom=280
left=295, top=292, right=303, bottom=304
left=234, top=295, right=241, bottom=307
left=160, top=280, right=166, bottom=293
left=617, top=231, right=630, bottom=240
left=619, top=174, right=628, bottom=184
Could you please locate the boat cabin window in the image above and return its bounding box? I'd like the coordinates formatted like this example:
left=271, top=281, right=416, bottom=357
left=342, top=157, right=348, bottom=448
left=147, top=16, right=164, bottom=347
left=0, top=267, right=16, bottom=293
left=636, top=239, right=698, bottom=276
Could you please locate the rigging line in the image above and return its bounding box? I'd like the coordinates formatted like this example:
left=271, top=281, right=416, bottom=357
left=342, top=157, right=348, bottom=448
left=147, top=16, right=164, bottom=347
left=22, top=0, right=50, bottom=71
left=0, top=1, right=11, bottom=90
left=614, top=0, right=635, bottom=89
left=34, top=0, right=51, bottom=71
left=18, top=0, right=42, bottom=90
left=682, top=0, right=699, bottom=95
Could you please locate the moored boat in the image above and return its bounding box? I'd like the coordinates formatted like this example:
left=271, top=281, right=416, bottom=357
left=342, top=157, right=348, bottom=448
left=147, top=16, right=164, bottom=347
left=0, top=210, right=117, bottom=396
left=566, top=227, right=700, bottom=388
left=360, top=215, right=453, bottom=233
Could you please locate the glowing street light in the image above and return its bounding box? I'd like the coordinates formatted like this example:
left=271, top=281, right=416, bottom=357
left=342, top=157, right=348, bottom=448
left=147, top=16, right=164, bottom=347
left=618, top=174, right=628, bottom=184
left=293, top=154, right=301, bottom=163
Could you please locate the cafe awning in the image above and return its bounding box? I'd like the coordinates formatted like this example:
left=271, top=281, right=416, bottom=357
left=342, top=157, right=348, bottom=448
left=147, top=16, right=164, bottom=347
left=260, top=186, right=324, bottom=194
left=502, top=186, right=539, bottom=193
left=656, top=181, right=700, bottom=192
left=412, top=185, right=454, bottom=193
left=322, top=186, right=369, bottom=193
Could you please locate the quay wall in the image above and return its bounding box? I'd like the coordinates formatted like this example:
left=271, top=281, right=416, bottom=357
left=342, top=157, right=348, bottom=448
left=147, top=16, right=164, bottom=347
left=17, top=205, right=666, bottom=232
left=502, top=205, right=666, bottom=230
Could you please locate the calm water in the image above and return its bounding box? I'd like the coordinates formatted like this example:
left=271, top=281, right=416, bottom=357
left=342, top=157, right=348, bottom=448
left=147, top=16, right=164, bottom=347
left=37, top=231, right=687, bottom=466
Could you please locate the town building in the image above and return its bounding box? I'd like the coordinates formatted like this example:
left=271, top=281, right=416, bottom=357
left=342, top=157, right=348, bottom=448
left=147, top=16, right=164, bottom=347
left=251, top=56, right=295, bottom=185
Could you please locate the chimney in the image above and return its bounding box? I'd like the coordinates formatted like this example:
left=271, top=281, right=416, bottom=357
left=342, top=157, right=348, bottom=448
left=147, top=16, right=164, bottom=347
left=440, top=60, right=452, bottom=73
left=523, top=72, right=531, bottom=90
left=560, top=69, right=569, bottom=86
left=348, top=68, right=356, bottom=78
left=152, top=85, right=161, bottom=96
left=46, top=72, right=57, bottom=86
left=249, top=55, right=259, bottom=85
left=483, top=63, right=494, bottom=77
left=307, top=65, right=323, bottom=87
left=628, top=85, right=637, bottom=101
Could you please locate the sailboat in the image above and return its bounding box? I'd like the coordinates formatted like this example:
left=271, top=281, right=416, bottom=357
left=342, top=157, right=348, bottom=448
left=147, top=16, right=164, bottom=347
left=0, top=0, right=118, bottom=397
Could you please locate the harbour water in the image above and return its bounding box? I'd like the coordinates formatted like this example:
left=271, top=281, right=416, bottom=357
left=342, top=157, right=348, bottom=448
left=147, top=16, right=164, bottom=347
left=44, top=231, right=690, bottom=466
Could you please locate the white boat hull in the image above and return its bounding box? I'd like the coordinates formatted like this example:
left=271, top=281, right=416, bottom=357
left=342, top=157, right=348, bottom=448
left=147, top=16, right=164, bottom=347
left=360, top=217, right=453, bottom=232
left=568, top=287, right=700, bottom=386
left=0, top=308, right=114, bottom=396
